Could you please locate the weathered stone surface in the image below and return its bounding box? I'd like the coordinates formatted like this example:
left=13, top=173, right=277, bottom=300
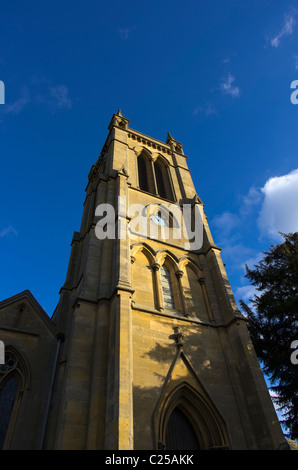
left=0, top=111, right=288, bottom=450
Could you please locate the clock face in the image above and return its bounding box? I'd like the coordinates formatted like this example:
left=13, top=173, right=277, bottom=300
left=150, top=213, right=167, bottom=226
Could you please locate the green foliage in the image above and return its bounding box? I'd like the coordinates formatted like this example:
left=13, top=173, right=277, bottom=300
left=240, top=233, right=298, bottom=439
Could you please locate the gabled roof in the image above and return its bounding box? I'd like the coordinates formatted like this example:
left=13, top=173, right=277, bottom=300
left=0, top=290, right=56, bottom=336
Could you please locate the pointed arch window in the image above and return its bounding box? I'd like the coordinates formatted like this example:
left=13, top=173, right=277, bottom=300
left=137, top=154, right=149, bottom=192
left=136, top=151, right=175, bottom=201
left=0, top=377, right=18, bottom=449
left=160, top=265, right=175, bottom=310
left=154, top=160, right=167, bottom=199
left=0, top=349, right=28, bottom=449
left=166, top=407, right=200, bottom=450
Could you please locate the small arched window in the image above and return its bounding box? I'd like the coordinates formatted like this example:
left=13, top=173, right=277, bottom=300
left=160, top=265, right=175, bottom=310
left=138, top=154, right=149, bottom=192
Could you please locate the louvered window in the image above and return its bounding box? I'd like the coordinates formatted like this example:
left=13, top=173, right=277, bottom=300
left=154, top=161, right=167, bottom=199
left=138, top=155, right=149, bottom=192
left=160, top=265, right=175, bottom=310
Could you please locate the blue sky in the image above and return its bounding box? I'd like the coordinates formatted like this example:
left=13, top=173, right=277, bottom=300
left=1, top=0, right=298, bottom=320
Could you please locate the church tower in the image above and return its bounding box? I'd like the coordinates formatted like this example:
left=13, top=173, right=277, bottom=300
left=0, top=111, right=288, bottom=450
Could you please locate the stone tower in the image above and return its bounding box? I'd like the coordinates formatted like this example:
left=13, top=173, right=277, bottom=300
left=0, top=111, right=288, bottom=450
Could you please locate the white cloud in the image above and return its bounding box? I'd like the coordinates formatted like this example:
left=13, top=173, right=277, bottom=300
left=2, top=87, right=30, bottom=115
left=49, top=85, right=72, bottom=109
left=34, top=81, right=72, bottom=110
left=270, top=14, right=295, bottom=48
left=211, top=171, right=298, bottom=314
left=258, top=169, right=298, bottom=239
left=220, top=74, right=240, bottom=97
left=221, top=243, right=258, bottom=271
left=235, top=284, right=257, bottom=302
left=118, top=27, right=134, bottom=39
left=242, top=186, right=262, bottom=209
left=0, top=79, right=72, bottom=117
left=241, top=251, right=264, bottom=271
left=0, top=226, right=18, bottom=237
left=212, top=211, right=241, bottom=238
left=193, top=103, right=218, bottom=117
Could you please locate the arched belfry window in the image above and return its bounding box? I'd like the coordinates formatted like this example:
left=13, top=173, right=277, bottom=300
left=0, top=348, right=28, bottom=449
left=138, top=154, right=149, bottom=192
left=154, top=159, right=174, bottom=201
left=154, top=160, right=167, bottom=199
left=136, top=151, right=175, bottom=201
left=160, top=264, right=175, bottom=310
left=166, top=407, right=200, bottom=450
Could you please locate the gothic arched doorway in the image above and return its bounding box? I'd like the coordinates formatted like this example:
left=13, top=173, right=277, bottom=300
left=165, top=406, right=200, bottom=450
left=154, top=382, right=230, bottom=450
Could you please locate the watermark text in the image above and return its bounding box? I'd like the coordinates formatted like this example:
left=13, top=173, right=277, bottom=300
left=0, top=340, right=4, bottom=364
left=290, top=80, right=298, bottom=104
left=95, top=198, right=204, bottom=250
left=290, top=340, right=298, bottom=365
left=0, top=80, right=4, bottom=104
